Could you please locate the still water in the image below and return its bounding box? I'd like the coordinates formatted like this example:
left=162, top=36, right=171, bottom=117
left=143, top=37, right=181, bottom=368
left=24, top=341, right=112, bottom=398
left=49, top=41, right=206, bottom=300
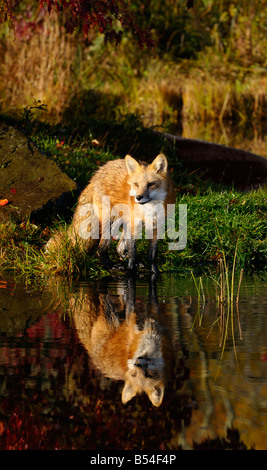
left=0, top=274, right=266, bottom=450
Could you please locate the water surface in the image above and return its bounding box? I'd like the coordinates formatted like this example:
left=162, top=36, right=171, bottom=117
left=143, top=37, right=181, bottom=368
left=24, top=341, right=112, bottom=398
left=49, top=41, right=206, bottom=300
left=0, top=274, right=266, bottom=450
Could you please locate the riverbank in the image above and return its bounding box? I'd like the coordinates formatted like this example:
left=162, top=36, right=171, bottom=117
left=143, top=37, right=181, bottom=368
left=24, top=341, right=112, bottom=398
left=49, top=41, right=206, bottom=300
left=0, top=116, right=266, bottom=280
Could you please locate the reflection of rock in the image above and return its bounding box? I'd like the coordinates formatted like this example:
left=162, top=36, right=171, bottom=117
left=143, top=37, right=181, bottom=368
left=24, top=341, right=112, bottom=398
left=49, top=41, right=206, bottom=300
left=162, top=133, right=267, bottom=188
left=0, top=279, right=52, bottom=336
left=0, top=123, right=79, bottom=223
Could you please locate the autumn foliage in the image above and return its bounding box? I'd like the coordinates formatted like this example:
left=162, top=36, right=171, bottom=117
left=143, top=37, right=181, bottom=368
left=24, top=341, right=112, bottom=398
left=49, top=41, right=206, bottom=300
left=1, top=0, right=154, bottom=47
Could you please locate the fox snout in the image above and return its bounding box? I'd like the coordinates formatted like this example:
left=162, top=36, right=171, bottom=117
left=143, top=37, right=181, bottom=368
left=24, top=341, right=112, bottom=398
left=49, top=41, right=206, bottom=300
left=135, top=192, right=150, bottom=204
left=134, top=356, right=162, bottom=378
left=136, top=362, right=156, bottom=378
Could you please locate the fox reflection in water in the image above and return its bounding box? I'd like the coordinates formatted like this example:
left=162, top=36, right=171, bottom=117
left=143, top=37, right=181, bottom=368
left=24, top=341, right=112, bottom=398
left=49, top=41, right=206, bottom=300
left=71, top=277, right=174, bottom=407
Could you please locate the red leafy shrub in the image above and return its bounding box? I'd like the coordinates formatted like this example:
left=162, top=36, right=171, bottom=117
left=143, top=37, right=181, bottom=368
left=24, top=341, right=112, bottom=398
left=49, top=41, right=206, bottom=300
left=1, top=0, right=154, bottom=47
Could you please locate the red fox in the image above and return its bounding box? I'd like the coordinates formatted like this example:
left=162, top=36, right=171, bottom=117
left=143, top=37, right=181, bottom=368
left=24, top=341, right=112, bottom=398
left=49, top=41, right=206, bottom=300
left=47, top=153, right=176, bottom=273
left=71, top=279, right=173, bottom=407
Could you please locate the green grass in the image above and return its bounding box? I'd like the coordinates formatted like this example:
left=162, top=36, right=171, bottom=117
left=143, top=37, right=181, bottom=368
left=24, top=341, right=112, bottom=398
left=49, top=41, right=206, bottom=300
left=0, top=219, right=112, bottom=279
left=1, top=189, right=266, bottom=279
left=165, top=189, right=267, bottom=274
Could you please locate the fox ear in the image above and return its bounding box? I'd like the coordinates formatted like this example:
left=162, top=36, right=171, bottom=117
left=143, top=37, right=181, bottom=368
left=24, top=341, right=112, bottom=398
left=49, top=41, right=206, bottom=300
left=148, top=385, right=164, bottom=407
left=125, top=155, right=140, bottom=174
left=122, top=381, right=137, bottom=404
left=151, top=154, right=168, bottom=174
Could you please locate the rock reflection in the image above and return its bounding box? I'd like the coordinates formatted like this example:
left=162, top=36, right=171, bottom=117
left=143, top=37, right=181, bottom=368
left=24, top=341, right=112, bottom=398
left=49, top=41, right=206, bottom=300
left=69, top=277, right=176, bottom=407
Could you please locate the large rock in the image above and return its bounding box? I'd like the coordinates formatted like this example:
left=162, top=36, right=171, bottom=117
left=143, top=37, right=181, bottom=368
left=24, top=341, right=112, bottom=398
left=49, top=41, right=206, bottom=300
left=0, top=123, right=79, bottom=223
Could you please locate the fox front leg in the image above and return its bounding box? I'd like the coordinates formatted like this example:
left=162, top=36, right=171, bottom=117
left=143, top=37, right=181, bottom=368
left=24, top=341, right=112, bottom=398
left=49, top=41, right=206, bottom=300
left=149, top=238, right=159, bottom=275
left=97, top=237, right=112, bottom=266
left=127, top=238, right=136, bottom=272
left=116, top=232, right=128, bottom=260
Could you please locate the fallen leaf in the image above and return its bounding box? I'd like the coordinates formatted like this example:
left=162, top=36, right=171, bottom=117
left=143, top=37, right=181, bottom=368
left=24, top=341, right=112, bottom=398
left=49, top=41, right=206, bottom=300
left=10, top=188, right=16, bottom=194
left=56, top=140, right=65, bottom=148
left=0, top=199, right=8, bottom=206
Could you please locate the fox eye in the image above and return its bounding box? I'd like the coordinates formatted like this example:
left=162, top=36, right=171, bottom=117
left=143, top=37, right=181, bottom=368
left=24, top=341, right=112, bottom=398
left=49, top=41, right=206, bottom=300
left=148, top=181, right=156, bottom=188
left=134, top=182, right=139, bottom=188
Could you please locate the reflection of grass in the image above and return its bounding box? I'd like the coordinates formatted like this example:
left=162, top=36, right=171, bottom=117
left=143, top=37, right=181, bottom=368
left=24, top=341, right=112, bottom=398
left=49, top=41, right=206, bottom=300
left=191, top=233, right=245, bottom=380
left=190, top=272, right=205, bottom=328
left=210, top=236, right=244, bottom=379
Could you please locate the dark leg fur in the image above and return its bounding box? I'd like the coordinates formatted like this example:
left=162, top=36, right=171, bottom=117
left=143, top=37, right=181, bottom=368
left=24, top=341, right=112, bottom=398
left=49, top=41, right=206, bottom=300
left=127, top=238, right=136, bottom=272
left=149, top=237, right=159, bottom=275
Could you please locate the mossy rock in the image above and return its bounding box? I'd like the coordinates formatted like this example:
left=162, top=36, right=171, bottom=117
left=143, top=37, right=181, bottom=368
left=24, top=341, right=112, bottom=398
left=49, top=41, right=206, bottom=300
left=0, top=123, right=79, bottom=224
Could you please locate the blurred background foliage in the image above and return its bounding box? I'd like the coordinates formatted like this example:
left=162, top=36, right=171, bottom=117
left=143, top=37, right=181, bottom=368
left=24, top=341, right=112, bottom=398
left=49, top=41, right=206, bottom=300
left=0, top=0, right=266, bottom=155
